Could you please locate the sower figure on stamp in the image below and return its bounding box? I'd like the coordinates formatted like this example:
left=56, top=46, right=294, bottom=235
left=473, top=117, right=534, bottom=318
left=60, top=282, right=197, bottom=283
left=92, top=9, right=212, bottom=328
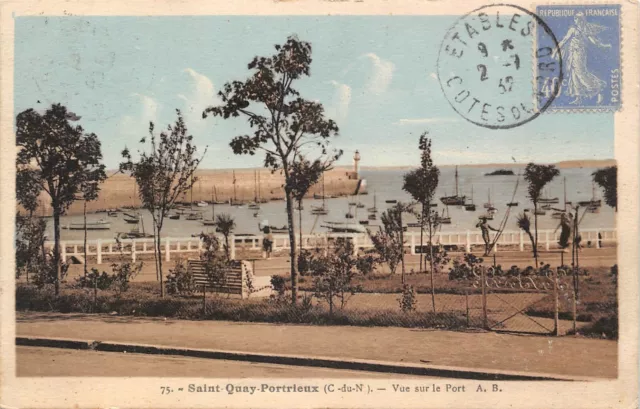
left=552, top=12, right=612, bottom=105
left=476, top=216, right=499, bottom=256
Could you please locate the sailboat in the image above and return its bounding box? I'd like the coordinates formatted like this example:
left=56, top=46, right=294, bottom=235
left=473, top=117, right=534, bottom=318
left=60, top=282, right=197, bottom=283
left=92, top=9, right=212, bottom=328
left=117, top=214, right=153, bottom=239
left=367, top=191, right=378, bottom=213
left=248, top=170, right=261, bottom=209
left=123, top=180, right=141, bottom=223
left=440, top=166, right=466, bottom=206
left=464, top=186, right=476, bottom=211
left=437, top=206, right=452, bottom=224
left=538, top=188, right=559, bottom=204
left=202, top=188, right=217, bottom=225
left=311, top=173, right=329, bottom=215
left=552, top=179, right=568, bottom=219
left=345, top=202, right=354, bottom=219
left=230, top=170, right=242, bottom=206
left=483, top=188, right=493, bottom=209
left=578, top=182, right=602, bottom=208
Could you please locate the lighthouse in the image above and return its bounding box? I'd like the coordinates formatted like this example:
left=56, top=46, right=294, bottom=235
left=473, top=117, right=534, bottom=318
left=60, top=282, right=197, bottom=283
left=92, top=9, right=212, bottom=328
left=353, top=150, right=361, bottom=179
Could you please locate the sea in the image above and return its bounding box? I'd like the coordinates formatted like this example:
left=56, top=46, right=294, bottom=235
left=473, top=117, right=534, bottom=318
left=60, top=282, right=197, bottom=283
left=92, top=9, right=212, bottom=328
left=47, top=166, right=615, bottom=241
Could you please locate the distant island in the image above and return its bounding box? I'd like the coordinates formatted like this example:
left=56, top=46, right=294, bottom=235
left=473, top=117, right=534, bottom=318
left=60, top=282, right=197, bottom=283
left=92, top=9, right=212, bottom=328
left=485, top=169, right=515, bottom=176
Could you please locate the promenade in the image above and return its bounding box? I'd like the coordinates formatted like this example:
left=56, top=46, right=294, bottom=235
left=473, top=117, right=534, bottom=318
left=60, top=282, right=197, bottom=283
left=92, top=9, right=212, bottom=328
left=16, top=311, right=617, bottom=379
left=61, top=246, right=617, bottom=282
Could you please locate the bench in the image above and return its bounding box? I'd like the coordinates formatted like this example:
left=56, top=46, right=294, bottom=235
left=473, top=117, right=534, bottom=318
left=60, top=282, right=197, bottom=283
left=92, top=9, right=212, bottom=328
left=187, top=259, right=250, bottom=299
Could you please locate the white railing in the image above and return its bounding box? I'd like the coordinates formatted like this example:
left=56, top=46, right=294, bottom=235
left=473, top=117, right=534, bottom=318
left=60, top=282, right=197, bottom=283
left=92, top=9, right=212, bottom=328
left=44, top=228, right=616, bottom=265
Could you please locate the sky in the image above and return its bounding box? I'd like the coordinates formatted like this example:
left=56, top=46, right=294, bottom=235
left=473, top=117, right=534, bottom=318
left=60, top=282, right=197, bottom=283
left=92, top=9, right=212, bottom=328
left=14, top=16, right=614, bottom=169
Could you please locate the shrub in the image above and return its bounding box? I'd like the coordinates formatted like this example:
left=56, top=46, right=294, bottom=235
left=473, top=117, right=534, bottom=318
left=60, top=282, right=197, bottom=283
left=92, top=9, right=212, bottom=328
left=165, top=259, right=196, bottom=296
left=571, top=313, right=618, bottom=340
left=398, top=284, right=417, bottom=313
left=270, top=275, right=287, bottom=302
left=448, top=253, right=483, bottom=281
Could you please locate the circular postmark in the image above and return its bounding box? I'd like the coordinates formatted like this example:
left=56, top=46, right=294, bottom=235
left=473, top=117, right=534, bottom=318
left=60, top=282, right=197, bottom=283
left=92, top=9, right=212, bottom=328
left=437, top=4, right=563, bottom=129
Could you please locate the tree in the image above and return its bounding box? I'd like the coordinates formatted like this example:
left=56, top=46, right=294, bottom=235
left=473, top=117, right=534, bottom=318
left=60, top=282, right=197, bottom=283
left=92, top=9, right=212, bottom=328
left=523, top=163, right=560, bottom=266
left=204, top=36, right=342, bottom=304
left=288, top=155, right=325, bottom=253
left=15, top=212, right=47, bottom=282
left=199, top=233, right=229, bottom=290
left=215, top=213, right=236, bottom=260
left=593, top=166, right=617, bottom=211
left=369, top=204, right=411, bottom=279
left=516, top=212, right=536, bottom=260
left=120, top=110, right=205, bottom=297
left=16, top=103, right=106, bottom=295
left=403, top=132, right=440, bottom=274
left=402, top=133, right=441, bottom=310
left=309, top=238, right=362, bottom=315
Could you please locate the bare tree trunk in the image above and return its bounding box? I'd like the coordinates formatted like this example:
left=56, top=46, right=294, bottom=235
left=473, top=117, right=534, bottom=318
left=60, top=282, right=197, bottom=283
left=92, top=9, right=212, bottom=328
left=156, top=223, right=165, bottom=298
left=399, top=210, right=405, bottom=284
left=298, top=201, right=303, bottom=253
left=419, top=203, right=425, bottom=273
left=152, top=224, right=160, bottom=282
left=53, top=206, right=61, bottom=296
left=83, top=200, right=88, bottom=277
left=429, top=214, right=435, bottom=313
left=285, top=188, right=298, bottom=304
left=533, top=202, right=539, bottom=267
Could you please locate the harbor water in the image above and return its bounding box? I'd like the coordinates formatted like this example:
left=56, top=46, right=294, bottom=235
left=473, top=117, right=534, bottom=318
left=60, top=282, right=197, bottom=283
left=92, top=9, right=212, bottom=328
left=46, top=166, right=615, bottom=241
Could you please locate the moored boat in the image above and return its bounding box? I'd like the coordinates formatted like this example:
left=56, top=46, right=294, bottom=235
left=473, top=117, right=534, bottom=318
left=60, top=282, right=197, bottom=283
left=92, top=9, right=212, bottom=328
left=64, top=219, right=111, bottom=230
left=440, top=166, right=466, bottom=206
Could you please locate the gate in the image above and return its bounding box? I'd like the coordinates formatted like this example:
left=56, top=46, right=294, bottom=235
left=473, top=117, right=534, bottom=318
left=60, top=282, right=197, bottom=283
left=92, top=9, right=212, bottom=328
left=470, top=267, right=575, bottom=336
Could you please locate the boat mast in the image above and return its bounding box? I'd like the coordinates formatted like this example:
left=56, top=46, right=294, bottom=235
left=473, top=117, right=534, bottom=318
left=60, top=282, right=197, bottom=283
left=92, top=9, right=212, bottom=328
left=233, top=170, right=237, bottom=204
left=254, top=170, right=258, bottom=203
left=322, top=173, right=326, bottom=208
left=455, top=166, right=459, bottom=197
left=257, top=170, right=261, bottom=203
left=564, top=177, right=567, bottom=211
left=211, top=187, right=215, bottom=220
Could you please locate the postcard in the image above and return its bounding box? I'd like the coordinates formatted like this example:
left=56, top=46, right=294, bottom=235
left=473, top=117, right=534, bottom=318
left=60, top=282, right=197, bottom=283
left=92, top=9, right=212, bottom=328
left=1, top=0, right=638, bottom=408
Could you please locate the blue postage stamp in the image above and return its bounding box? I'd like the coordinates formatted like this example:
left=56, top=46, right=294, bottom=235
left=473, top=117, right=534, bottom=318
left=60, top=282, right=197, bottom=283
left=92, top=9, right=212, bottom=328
left=536, top=4, right=621, bottom=111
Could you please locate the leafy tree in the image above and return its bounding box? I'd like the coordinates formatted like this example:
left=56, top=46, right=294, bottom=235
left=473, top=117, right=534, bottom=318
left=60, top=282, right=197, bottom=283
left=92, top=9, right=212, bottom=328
left=516, top=212, right=536, bottom=259
left=399, top=284, right=417, bottom=313
left=110, top=236, right=143, bottom=295
left=402, top=133, right=441, bottom=310
left=369, top=204, right=411, bottom=278
left=204, top=36, right=342, bottom=304
left=16, top=168, right=43, bottom=216
left=16, top=103, right=105, bottom=295
left=120, top=110, right=205, bottom=297
left=309, top=238, right=362, bottom=315
left=215, top=213, right=236, bottom=260
left=402, top=132, right=440, bottom=274
left=288, top=155, right=325, bottom=253
left=15, top=212, right=47, bottom=283
left=199, top=232, right=229, bottom=288
left=523, top=163, right=560, bottom=266
left=592, top=166, right=617, bottom=211
left=76, top=267, right=115, bottom=309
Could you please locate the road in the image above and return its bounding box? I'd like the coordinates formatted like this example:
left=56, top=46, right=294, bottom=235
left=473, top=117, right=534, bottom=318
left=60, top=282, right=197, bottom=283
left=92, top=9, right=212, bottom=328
left=16, top=346, right=422, bottom=378
left=17, top=312, right=617, bottom=378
